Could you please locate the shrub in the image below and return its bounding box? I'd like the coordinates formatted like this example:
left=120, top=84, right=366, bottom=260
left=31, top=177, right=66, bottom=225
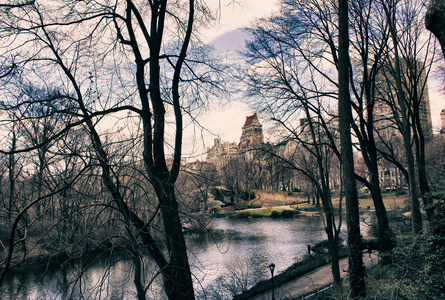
left=234, top=203, right=248, bottom=210
left=212, top=189, right=224, bottom=201
left=270, top=209, right=299, bottom=219
left=311, top=240, right=330, bottom=254
left=395, top=188, right=407, bottom=196
left=250, top=213, right=263, bottom=218
left=236, top=211, right=251, bottom=219
left=311, top=238, right=344, bottom=254
left=238, top=191, right=256, bottom=200
left=270, top=211, right=281, bottom=218
left=281, top=210, right=297, bottom=218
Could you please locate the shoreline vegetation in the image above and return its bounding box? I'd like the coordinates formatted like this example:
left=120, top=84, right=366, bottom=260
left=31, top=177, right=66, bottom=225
left=212, top=189, right=410, bottom=219
left=1, top=190, right=412, bottom=294
left=1, top=191, right=409, bottom=269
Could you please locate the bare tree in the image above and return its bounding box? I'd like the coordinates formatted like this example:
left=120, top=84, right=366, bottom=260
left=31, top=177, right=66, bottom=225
left=241, top=3, right=345, bottom=288
left=0, top=1, right=222, bottom=299
left=220, top=156, right=245, bottom=203
left=15, top=87, right=63, bottom=218
left=348, top=0, right=395, bottom=250
left=181, top=160, right=218, bottom=212
left=379, top=0, right=437, bottom=233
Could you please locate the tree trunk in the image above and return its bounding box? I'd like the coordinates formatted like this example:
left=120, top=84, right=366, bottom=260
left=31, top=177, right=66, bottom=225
left=157, top=184, right=195, bottom=300
left=133, top=255, right=145, bottom=300
left=338, top=0, right=366, bottom=297
left=414, top=115, right=434, bottom=221
left=403, top=134, right=423, bottom=234
left=8, top=126, right=16, bottom=222
left=85, top=110, right=194, bottom=299
left=8, top=151, right=15, bottom=222
left=369, top=166, right=395, bottom=251
left=324, top=206, right=341, bottom=286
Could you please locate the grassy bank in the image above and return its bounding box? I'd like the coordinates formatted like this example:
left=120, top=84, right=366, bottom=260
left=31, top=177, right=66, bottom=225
left=213, top=207, right=303, bottom=218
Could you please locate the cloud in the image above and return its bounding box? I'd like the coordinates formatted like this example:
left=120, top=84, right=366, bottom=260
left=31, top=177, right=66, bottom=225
left=202, top=0, right=279, bottom=42
left=211, top=28, right=250, bottom=52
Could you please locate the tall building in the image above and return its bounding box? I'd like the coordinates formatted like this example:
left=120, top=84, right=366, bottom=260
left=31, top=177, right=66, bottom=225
left=374, top=99, right=400, bottom=141
left=239, top=113, right=264, bottom=149
left=417, top=63, right=433, bottom=139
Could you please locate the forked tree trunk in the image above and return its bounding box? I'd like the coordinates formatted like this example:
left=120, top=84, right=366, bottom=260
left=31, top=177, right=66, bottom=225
left=157, top=184, right=195, bottom=299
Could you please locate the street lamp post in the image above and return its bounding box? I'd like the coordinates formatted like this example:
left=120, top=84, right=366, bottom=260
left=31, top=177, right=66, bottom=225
left=269, top=263, right=275, bottom=300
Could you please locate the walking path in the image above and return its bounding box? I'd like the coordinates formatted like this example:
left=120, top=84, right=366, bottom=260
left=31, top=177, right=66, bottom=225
left=250, top=252, right=379, bottom=300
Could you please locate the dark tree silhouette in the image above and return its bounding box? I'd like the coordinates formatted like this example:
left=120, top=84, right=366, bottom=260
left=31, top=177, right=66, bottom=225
left=338, top=0, right=366, bottom=296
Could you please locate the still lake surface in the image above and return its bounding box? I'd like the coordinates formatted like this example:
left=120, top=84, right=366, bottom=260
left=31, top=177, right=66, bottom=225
left=1, top=216, right=360, bottom=299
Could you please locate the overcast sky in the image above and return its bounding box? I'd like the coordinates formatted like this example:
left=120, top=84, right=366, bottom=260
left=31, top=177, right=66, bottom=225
left=183, top=0, right=445, bottom=160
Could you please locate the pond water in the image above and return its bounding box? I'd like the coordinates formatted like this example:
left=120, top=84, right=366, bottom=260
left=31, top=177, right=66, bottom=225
left=1, top=216, right=362, bottom=299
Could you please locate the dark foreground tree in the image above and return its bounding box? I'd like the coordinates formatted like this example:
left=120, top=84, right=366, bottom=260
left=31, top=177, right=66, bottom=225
left=338, top=0, right=366, bottom=297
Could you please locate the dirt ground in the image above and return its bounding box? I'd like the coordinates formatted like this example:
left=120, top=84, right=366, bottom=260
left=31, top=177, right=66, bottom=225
left=248, top=190, right=309, bottom=207
left=248, top=190, right=410, bottom=211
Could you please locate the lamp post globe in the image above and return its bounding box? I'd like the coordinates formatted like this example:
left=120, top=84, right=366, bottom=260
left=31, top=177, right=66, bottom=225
left=269, top=263, right=275, bottom=274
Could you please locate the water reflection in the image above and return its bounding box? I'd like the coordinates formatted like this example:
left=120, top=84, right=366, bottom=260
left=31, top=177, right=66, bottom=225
left=1, top=216, right=344, bottom=299
left=191, top=217, right=329, bottom=298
